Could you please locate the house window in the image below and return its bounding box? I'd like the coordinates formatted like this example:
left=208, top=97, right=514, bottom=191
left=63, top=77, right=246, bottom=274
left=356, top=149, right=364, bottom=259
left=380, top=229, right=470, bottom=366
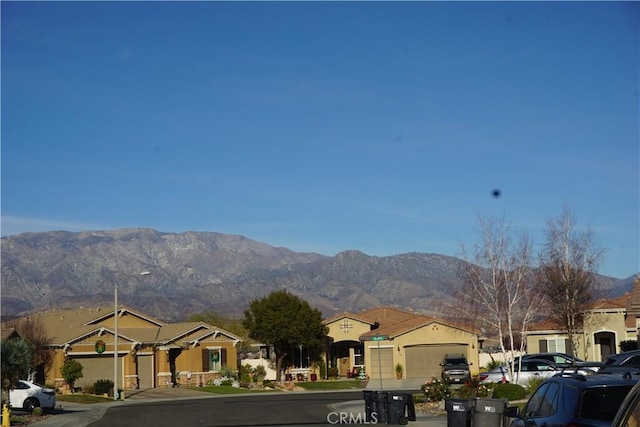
left=540, top=338, right=567, bottom=353
left=354, top=344, right=364, bottom=366
left=202, top=348, right=227, bottom=372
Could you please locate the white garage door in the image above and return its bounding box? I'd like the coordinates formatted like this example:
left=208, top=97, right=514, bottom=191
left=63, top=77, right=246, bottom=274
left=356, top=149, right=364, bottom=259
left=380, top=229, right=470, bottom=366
left=369, top=347, right=394, bottom=380
left=405, top=344, right=468, bottom=379
left=72, top=355, right=122, bottom=390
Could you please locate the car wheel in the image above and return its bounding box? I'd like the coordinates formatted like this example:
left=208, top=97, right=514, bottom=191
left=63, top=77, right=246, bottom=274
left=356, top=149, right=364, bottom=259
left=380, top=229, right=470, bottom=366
left=24, top=397, right=39, bottom=412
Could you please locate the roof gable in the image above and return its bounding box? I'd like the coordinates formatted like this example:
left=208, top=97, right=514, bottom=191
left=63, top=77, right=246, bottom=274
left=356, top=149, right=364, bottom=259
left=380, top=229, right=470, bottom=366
left=86, top=306, right=165, bottom=327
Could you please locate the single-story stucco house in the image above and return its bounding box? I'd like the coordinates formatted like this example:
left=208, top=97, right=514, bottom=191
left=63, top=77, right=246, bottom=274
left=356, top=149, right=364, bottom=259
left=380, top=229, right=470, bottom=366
left=4, top=305, right=242, bottom=391
left=324, top=306, right=481, bottom=380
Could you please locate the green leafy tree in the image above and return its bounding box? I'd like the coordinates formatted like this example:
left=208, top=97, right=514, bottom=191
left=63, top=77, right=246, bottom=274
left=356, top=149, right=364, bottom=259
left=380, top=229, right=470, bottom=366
left=1, top=337, right=34, bottom=400
left=60, top=359, right=83, bottom=390
left=242, top=290, right=328, bottom=381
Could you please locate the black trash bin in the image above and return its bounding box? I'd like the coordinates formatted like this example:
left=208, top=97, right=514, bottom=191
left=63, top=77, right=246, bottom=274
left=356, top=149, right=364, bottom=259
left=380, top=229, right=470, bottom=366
left=472, top=398, right=507, bottom=427
left=386, top=392, right=416, bottom=425
left=362, top=390, right=388, bottom=424
left=445, top=398, right=472, bottom=427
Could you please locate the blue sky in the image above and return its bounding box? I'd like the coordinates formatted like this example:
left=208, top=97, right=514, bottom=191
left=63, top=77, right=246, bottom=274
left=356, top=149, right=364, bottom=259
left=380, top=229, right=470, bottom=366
left=2, top=1, right=638, bottom=279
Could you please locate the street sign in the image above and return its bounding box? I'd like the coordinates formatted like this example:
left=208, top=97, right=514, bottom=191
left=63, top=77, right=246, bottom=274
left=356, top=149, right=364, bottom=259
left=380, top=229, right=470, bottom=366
left=371, top=335, right=388, bottom=341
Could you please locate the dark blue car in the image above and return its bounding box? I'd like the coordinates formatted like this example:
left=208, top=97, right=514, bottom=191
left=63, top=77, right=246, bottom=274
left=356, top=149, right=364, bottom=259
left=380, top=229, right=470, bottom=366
left=507, top=372, right=638, bottom=427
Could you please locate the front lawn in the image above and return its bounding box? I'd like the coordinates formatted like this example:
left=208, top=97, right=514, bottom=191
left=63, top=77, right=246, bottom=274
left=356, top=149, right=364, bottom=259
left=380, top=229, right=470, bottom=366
left=56, top=394, right=114, bottom=404
left=295, top=380, right=366, bottom=391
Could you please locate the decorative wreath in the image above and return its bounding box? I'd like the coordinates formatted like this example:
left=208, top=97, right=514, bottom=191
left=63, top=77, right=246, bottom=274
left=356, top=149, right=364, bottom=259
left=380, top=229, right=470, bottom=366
left=95, top=339, right=106, bottom=354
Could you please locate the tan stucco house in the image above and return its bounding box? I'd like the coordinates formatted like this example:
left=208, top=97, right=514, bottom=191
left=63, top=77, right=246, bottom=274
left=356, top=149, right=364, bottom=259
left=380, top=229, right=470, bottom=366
left=324, top=306, right=480, bottom=381
left=6, top=305, right=242, bottom=391
left=525, top=293, right=636, bottom=362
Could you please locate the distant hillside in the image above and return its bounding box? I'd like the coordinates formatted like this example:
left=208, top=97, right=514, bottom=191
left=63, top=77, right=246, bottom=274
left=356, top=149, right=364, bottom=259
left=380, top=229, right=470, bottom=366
left=1, top=228, right=634, bottom=322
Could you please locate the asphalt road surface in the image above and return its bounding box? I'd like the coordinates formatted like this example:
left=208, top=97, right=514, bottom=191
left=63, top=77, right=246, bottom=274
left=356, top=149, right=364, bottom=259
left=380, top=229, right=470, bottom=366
left=87, top=391, right=364, bottom=427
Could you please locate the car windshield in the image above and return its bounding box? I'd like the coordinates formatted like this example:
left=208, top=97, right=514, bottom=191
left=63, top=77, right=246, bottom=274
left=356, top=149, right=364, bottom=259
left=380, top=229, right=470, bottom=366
left=447, top=359, right=467, bottom=366
left=580, top=386, right=634, bottom=420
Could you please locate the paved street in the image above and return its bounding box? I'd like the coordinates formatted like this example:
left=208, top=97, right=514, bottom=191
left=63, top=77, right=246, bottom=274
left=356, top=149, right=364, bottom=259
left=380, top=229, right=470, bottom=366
left=30, top=387, right=448, bottom=427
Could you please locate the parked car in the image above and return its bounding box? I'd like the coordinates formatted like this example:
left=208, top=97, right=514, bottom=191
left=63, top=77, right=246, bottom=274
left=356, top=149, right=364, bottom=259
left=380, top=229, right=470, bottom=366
left=518, top=352, right=603, bottom=371
left=9, top=380, right=56, bottom=412
left=598, top=350, right=640, bottom=375
left=480, top=359, right=565, bottom=386
left=612, top=376, right=640, bottom=427
left=440, top=354, right=471, bottom=384
left=507, top=372, right=638, bottom=427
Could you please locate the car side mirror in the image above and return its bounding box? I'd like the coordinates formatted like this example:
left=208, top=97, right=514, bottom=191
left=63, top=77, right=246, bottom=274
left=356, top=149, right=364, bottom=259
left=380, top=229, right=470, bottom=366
left=506, top=406, right=520, bottom=418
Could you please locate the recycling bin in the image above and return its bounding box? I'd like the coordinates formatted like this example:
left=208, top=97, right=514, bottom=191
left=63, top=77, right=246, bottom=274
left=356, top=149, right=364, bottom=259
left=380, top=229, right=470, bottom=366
left=363, top=390, right=389, bottom=424
left=472, top=398, right=507, bottom=427
left=386, top=392, right=416, bottom=425
left=445, top=398, right=473, bottom=427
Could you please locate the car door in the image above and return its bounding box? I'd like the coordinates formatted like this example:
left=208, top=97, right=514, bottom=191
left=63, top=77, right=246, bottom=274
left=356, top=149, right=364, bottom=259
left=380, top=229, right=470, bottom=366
left=511, top=381, right=561, bottom=427
left=519, top=361, right=556, bottom=385
left=8, top=380, right=29, bottom=408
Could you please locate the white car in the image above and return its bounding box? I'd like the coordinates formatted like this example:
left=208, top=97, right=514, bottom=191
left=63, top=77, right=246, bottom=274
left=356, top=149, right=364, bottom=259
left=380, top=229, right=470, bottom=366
left=9, top=380, right=56, bottom=412
left=479, top=359, right=561, bottom=386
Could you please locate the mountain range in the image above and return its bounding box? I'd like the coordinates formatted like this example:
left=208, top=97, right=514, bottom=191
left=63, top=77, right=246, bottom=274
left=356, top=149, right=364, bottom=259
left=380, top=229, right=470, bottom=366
left=1, top=228, right=636, bottom=322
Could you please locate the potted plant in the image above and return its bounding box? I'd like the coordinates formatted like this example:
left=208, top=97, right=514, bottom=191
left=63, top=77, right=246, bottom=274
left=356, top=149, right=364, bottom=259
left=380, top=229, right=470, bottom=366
left=395, top=363, right=403, bottom=379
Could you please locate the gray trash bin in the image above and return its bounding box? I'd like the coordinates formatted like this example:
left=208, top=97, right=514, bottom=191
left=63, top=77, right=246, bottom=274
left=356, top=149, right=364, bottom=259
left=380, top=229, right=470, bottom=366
left=472, top=398, right=507, bottom=427
left=386, top=392, right=416, bottom=425
left=445, top=398, right=472, bottom=427
left=363, top=390, right=388, bottom=424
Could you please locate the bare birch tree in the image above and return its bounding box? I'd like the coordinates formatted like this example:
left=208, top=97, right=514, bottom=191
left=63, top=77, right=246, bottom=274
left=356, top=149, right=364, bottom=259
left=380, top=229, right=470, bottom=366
left=458, top=216, right=543, bottom=383
left=539, top=205, right=604, bottom=359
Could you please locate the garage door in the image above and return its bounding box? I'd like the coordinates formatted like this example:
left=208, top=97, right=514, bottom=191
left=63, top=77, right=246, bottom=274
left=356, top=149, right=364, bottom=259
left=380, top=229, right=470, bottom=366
left=405, top=344, right=468, bottom=379
left=137, top=354, right=154, bottom=389
left=72, top=355, right=122, bottom=390
left=369, top=347, right=394, bottom=380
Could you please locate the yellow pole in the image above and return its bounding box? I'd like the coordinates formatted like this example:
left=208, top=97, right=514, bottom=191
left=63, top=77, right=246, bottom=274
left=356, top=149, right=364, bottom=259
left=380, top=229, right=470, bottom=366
left=2, top=403, right=10, bottom=427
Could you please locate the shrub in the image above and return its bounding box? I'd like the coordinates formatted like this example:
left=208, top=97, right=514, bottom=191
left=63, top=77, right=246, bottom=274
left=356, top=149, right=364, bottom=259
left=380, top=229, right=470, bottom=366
left=239, top=364, right=253, bottom=383
left=32, top=407, right=43, bottom=416
left=422, top=377, right=451, bottom=401
left=454, top=376, right=490, bottom=398
left=526, top=376, right=545, bottom=394
left=93, top=379, right=114, bottom=396
left=219, top=366, right=235, bottom=379
left=253, top=365, right=266, bottom=382
left=60, top=359, right=83, bottom=388
left=328, top=367, right=339, bottom=379
left=491, top=383, right=527, bottom=401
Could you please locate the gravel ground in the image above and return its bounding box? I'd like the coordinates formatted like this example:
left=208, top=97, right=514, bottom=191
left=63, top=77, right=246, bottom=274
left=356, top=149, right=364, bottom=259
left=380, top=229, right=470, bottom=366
left=415, top=401, right=446, bottom=415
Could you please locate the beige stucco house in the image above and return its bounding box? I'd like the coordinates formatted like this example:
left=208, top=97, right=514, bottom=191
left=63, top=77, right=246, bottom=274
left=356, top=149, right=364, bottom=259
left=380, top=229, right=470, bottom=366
left=525, top=293, right=636, bottom=362
left=6, top=305, right=242, bottom=391
left=324, top=306, right=480, bottom=381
